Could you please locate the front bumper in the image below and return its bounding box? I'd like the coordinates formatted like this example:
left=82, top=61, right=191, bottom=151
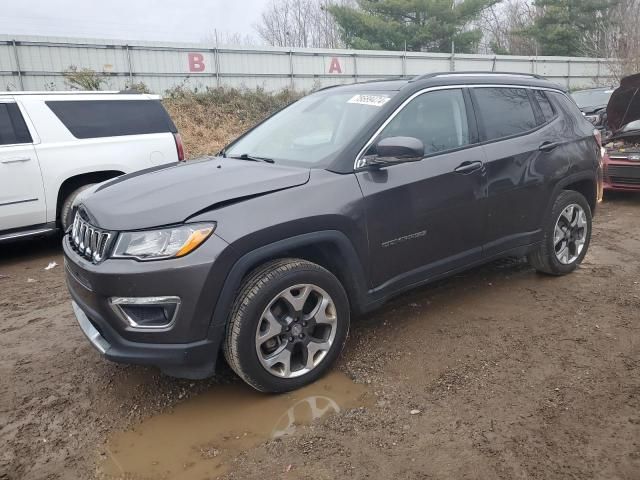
left=604, top=157, right=640, bottom=191
left=70, top=299, right=218, bottom=378
left=73, top=300, right=110, bottom=354
left=63, top=233, right=230, bottom=378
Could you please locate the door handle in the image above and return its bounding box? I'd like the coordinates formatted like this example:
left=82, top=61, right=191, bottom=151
left=454, top=161, right=483, bottom=174
left=1, top=157, right=31, bottom=164
left=539, top=141, right=560, bottom=152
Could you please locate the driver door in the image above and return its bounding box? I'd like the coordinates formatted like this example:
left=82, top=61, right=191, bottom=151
left=355, top=88, right=487, bottom=289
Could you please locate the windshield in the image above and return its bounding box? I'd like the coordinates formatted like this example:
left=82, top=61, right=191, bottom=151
left=571, top=89, right=614, bottom=109
left=225, top=90, right=397, bottom=167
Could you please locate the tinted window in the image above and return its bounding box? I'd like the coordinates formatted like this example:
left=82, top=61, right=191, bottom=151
left=548, top=91, right=589, bottom=121
left=379, top=89, right=470, bottom=155
left=46, top=100, right=177, bottom=139
left=473, top=88, right=537, bottom=140
left=534, top=90, right=555, bottom=122
left=0, top=103, right=32, bottom=145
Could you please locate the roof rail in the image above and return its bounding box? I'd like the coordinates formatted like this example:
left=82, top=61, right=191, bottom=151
left=409, top=71, right=547, bottom=82
left=314, top=84, right=339, bottom=92
left=313, top=75, right=410, bottom=92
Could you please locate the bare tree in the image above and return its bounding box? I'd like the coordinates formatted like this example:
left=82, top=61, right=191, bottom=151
left=477, top=0, right=539, bottom=56
left=615, top=1, right=640, bottom=77
left=201, top=30, right=258, bottom=47
left=255, top=0, right=353, bottom=49
left=586, top=0, right=640, bottom=80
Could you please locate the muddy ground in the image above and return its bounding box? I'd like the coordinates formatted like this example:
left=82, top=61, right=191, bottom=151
left=1, top=193, right=639, bottom=480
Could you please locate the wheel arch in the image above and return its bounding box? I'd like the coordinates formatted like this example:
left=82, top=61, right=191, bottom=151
left=209, top=231, right=369, bottom=336
left=56, top=170, right=124, bottom=226
left=562, top=177, right=597, bottom=214
left=548, top=172, right=598, bottom=218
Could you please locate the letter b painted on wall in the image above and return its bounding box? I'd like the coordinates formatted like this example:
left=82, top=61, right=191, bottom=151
left=188, top=53, right=206, bottom=72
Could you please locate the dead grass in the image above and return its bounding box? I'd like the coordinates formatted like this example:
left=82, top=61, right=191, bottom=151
left=162, top=87, right=302, bottom=159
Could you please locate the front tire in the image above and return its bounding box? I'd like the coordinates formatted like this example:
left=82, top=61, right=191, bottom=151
left=223, top=259, right=350, bottom=393
left=60, top=184, right=96, bottom=232
left=529, top=190, right=592, bottom=275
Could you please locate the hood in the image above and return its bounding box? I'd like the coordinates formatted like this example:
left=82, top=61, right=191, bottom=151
left=80, top=157, right=310, bottom=231
left=606, top=73, right=640, bottom=132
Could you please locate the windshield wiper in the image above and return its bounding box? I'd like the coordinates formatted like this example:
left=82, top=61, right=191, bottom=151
left=228, top=153, right=275, bottom=164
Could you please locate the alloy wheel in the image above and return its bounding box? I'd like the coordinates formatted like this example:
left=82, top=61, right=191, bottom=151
left=255, top=284, right=338, bottom=378
left=554, top=203, right=588, bottom=265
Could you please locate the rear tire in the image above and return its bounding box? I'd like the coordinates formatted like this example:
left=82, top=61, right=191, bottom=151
left=223, top=258, right=350, bottom=393
left=60, top=184, right=95, bottom=231
left=529, top=190, right=592, bottom=275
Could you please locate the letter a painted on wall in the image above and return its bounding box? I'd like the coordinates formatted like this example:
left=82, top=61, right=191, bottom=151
left=188, top=53, right=206, bottom=72
left=328, top=57, right=342, bottom=74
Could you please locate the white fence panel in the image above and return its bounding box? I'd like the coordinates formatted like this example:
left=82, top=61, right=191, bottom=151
left=131, top=48, right=194, bottom=74
left=357, top=54, right=403, bottom=77
left=405, top=54, right=452, bottom=75
left=0, top=35, right=617, bottom=93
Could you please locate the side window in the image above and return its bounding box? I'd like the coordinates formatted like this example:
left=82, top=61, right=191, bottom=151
left=0, top=103, right=32, bottom=146
left=378, top=89, right=470, bottom=155
left=473, top=87, right=538, bottom=141
left=548, top=91, right=588, bottom=119
left=533, top=90, right=555, bottom=122
left=46, top=100, right=177, bottom=139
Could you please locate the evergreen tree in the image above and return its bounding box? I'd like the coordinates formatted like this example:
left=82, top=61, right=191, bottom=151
left=528, top=0, right=619, bottom=56
left=328, top=0, right=501, bottom=53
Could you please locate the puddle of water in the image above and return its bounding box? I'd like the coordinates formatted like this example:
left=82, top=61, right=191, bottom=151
left=99, top=371, right=367, bottom=479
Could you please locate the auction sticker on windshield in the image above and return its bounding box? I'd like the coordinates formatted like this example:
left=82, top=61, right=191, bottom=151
left=348, top=94, right=391, bottom=107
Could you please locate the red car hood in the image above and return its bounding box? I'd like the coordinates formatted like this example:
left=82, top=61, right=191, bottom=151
left=607, top=73, right=640, bottom=132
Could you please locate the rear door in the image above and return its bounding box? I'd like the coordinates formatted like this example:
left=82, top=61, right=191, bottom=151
left=0, top=98, right=45, bottom=231
left=356, top=88, right=487, bottom=289
left=471, top=87, right=565, bottom=257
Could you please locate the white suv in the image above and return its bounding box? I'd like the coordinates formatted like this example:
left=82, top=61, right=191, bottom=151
left=0, top=91, right=184, bottom=241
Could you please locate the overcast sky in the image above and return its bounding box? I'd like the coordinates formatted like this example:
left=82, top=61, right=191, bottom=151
left=0, top=0, right=270, bottom=44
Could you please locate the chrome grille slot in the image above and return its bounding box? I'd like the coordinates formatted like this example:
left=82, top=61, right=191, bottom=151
left=70, top=212, right=112, bottom=263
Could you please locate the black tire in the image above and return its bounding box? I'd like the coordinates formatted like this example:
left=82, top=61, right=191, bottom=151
left=60, top=184, right=95, bottom=231
left=529, top=190, right=592, bottom=275
left=223, top=258, right=350, bottom=393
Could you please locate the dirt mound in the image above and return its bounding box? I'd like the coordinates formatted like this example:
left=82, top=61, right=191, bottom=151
left=163, top=87, right=302, bottom=159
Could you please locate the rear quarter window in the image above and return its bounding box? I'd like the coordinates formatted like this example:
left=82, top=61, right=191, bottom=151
left=547, top=91, right=594, bottom=130
left=548, top=91, right=587, bottom=118
left=472, top=87, right=538, bottom=141
left=533, top=90, right=556, bottom=122
left=46, top=100, right=177, bottom=139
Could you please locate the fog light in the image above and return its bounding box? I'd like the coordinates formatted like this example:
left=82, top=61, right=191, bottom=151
left=109, top=296, right=181, bottom=331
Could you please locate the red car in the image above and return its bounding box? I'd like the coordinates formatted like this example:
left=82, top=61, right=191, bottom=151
left=603, top=74, right=640, bottom=191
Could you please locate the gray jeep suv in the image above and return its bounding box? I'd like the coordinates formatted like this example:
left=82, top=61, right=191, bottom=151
left=64, top=72, right=602, bottom=392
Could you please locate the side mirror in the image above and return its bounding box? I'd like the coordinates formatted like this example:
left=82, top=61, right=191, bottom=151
left=364, top=136, right=425, bottom=168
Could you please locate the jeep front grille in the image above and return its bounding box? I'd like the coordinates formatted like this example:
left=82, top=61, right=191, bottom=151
left=70, top=213, right=112, bottom=263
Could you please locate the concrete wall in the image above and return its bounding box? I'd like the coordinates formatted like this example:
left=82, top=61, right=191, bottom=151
left=0, top=35, right=617, bottom=93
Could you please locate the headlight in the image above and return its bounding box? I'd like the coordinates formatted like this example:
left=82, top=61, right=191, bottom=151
left=112, top=223, right=215, bottom=261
